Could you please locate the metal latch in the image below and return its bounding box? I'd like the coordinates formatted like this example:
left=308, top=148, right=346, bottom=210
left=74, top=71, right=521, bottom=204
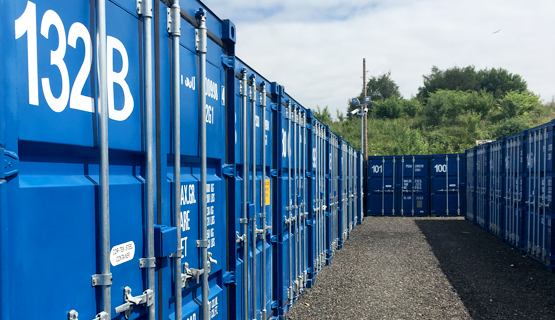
left=92, top=312, right=109, bottom=320
left=182, top=262, right=203, bottom=288
left=236, top=231, right=246, bottom=244
left=0, top=148, right=19, bottom=180
left=115, top=287, right=154, bottom=319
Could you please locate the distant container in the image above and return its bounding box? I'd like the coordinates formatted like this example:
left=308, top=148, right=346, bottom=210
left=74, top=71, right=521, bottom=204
left=488, top=140, right=505, bottom=237
left=367, top=156, right=398, bottom=215
left=398, top=155, right=429, bottom=216
left=503, top=132, right=525, bottom=249
left=523, top=122, right=554, bottom=270
left=476, top=143, right=490, bottom=228
left=326, top=131, right=340, bottom=262
left=430, top=154, right=465, bottom=216
left=465, top=148, right=477, bottom=223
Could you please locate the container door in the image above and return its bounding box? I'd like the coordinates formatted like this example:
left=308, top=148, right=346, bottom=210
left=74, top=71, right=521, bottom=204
left=3, top=0, right=153, bottom=318
left=503, top=135, right=525, bottom=248
left=465, top=149, right=476, bottom=223
left=368, top=157, right=396, bottom=215
left=400, top=156, right=429, bottom=216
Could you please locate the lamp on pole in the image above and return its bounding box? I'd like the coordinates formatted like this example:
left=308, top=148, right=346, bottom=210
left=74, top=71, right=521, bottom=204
left=351, top=96, right=372, bottom=153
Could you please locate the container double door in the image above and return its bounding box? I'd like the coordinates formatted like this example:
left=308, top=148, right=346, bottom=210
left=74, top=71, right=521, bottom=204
left=465, top=148, right=477, bottom=223
left=524, top=124, right=554, bottom=269
left=326, top=133, right=340, bottom=261
left=488, top=142, right=504, bottom=237
left=504, top=133, right=525, bottom=248
left=399, top=156, right=429, bottom=216
left=430, top=154, right=464, bottom=216
left=367, top=156, right=397, bottom=215
left=306, top=113, right=327, bottom=285
left=275, top=99, right=308, bottom=313
left=476, top=146, right=490, bottom=228
left=339, top=141, right=349, bottom=244
left=227, top=60, right=277, bottom=320
left=367, top=156, right=429, bottom=216
left=1, top=0, right=231, bottom=319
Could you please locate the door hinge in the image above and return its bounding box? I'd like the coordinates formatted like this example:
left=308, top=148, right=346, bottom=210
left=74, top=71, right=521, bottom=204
left=223, top=271, right=236, bottom=285
left=222, top=164, right=235, bottom=178
left=221, top=55, right=235, bottom=69
left=1, top=148, right=19, bottom=180
left=115, top=287, right=154, bottom=320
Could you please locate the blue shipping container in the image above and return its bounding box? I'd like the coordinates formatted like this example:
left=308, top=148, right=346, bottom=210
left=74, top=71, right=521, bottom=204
left=399, top=155, right=429, bottom=216
left=503, top=132, right=525, bottom=249
left=367, top=156, right=398, bottom=215
left=430, top=154, right=465, bottom=216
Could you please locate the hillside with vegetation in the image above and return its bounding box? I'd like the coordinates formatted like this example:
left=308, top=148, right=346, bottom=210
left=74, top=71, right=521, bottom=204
left=315, top=66, right=555, bottom=155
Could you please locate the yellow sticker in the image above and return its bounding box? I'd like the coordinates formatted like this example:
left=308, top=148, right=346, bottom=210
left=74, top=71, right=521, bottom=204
left=262, top=179, right=270, bottom=205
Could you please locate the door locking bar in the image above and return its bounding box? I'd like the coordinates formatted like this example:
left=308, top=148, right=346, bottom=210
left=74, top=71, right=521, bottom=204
left=114, top=287, right=154, bottom=319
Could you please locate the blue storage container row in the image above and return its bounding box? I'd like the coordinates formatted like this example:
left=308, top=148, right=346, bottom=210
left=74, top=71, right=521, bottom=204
left=0, top=0, right=363, bottom=319
left=465, top=121, right=555, bottom=271
left=367, top=154, right=465, bottom=216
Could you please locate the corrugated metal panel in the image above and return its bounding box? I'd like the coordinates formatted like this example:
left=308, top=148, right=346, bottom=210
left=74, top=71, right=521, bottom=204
left=326, top=131, right=340, bottom=261
left=430, top=154, right=464, bottom=216
left=399, top=155, right=429, bottom=216
left=524, top=122, right=554, bottom=269
left=1, top=1, right=365, bottom=318
left=307, top=111, right=326, bottom=286
left=367, top=156, right=397, bottom=215
left=503, top=132, right=525, bottom=249
left=476, top=144, right=490, bottom=228
left=465, top=148, right=476, bottom=223
left=488, top=140, right=504, bottom=237
left=225, top=58, right=276, bottom=320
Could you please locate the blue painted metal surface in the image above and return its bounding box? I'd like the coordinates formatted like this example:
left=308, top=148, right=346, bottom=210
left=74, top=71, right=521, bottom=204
left=503, top=132, right=525, bottom=249
left=488, top=141, right=504, bottom=237
left=465, top=148, right=477, bottom=223
left=367, top=156, right=397, bottom=215
left=0, top=1, right=364, bottom=318
left=399, top=155, right=429, bottom=216
left=524, top=122, right=554, bottom=270
left=476, top=144, right=490, bottom=229
left=326, top=131, right=340, bottom=263
left=430, top=154, right=464, bottom=216
left=306, top=111, right=327, bottom=286
left=464, top=121, right=555, bottom=272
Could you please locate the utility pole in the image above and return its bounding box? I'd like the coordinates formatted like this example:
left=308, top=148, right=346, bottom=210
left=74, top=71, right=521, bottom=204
left=363, top=58, right=368, bottom=160
left=362, top=58, right=368, bottom=218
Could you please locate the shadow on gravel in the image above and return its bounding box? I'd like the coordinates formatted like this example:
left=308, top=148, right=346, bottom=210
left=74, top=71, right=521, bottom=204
left=415, top=218, right=555, bottom=320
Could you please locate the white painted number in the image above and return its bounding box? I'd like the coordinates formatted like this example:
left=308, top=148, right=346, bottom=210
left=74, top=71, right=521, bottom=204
left=206, top=104, right=214, bottom=124
left=434, top=164, right=447, bottom=173
left=372, top=165, right=382, bottom=174
left=15, top=1, right=39, bottom=105
left=15, top=1, right=134, bottom=121
left=40, top=9, right=70, bottom=112
left=68, top=22, right=94, bottom=112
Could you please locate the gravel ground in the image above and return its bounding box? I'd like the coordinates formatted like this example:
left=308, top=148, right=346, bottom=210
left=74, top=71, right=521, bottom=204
left=286, top=217, right=555, bottom=320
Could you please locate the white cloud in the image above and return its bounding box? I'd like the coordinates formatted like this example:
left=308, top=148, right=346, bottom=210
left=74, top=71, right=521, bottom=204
left=205, top=0, right=555, bottom=117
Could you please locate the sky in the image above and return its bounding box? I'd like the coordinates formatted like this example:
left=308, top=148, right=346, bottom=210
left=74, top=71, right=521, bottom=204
left=203, top=0, right=555, bottom=119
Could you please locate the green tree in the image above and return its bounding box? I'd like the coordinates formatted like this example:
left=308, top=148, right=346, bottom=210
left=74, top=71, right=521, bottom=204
left=417, top=66, right=480, bottom=100
left=372, top=96, right=404, bottom=119
left=477, top=68, right=527, bottom=99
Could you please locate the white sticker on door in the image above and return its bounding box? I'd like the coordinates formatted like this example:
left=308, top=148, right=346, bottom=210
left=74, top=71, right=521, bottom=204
left=110, top=241, right=135, bottom=266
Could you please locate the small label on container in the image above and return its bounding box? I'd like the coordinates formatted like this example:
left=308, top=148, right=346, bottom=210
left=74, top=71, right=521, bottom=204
left=262, top=179, right=271, bottom=205
left=110, top=241, right=135, bottom=266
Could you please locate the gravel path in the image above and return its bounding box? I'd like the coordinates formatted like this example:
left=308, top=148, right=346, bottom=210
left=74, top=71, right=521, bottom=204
left=286, top=217, right=555, bottom=320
